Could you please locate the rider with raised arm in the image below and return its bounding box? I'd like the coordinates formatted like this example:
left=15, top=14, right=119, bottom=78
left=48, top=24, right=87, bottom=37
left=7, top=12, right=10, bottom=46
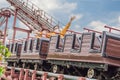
left=35, top=16, right=75, bottom=38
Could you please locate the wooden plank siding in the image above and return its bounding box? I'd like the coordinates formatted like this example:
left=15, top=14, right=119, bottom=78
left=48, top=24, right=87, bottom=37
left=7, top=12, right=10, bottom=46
left=106, top=38, right=120, bottom=58
left=102, top=31, right=120, bottom=59
left=80, top=33, right=93, bottom=53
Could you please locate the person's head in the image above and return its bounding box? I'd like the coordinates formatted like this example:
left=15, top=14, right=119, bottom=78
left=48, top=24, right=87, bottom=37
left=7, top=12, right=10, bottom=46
left=53, top=25, right=60, bottom=33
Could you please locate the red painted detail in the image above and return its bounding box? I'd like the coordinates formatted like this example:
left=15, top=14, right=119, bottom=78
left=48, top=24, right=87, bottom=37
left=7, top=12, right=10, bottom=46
left=10, top=67, right=19, bottom=79
left=42, top=72, right=48, bottom=80
left=78, top=77, right=86, bottom=80
left=32, top=70, right=36, bottom=80
left=19, top=68, right=24, bottom=80
left=24, top=69, right=30, bottom=80
left=58, top=74, right=64, bottom=80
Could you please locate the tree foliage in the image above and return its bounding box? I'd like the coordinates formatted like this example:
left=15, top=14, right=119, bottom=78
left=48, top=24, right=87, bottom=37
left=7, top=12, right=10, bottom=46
left=0, top=41, right=11, bottom=76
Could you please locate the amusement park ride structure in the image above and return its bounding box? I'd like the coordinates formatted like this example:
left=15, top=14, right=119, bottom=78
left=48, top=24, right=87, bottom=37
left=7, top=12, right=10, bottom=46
left=0, top=0, right=77, bottom=43
left=0, top=0, right=120, bottom=80
left=0, top=9, right=11, bottom=44
left=0, top=0, right=120, bottom=44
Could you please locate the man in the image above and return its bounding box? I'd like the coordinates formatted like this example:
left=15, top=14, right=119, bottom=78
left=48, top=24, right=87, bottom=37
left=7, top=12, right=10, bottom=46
left=60, top=16, right=75, bottom=38
left=35, top=16, right=76, bottom=38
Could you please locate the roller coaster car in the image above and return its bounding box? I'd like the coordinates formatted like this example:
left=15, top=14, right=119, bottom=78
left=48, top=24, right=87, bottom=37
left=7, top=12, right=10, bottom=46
left=6, top=31, right=120, bottom=79
left=48, top=32, right=120, bottom=70
left=102, top=31, right=120, bottom=59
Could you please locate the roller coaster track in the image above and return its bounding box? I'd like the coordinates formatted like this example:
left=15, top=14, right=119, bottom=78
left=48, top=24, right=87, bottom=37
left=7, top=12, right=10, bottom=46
left=1, top=66, right=94, bottom=80
left=0, top=8, right=11, bottom=44
left=0, top=8, right=11, bottom=27
left=6, top=0, right=63, bottom=32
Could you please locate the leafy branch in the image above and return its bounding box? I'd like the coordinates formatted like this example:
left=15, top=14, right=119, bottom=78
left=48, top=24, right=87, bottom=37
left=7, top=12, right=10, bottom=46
left=0, top=41, right=11, bottom=76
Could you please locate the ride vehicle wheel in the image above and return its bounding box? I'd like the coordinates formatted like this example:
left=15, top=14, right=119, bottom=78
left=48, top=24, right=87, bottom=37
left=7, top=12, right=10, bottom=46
left=87, top=68, right=95, bottom=78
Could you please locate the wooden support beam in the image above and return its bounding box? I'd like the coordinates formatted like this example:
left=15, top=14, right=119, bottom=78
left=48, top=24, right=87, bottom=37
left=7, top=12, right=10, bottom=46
left=14, top=27, right=32, bottom=33
left=12, top=9, right=17, bottom=42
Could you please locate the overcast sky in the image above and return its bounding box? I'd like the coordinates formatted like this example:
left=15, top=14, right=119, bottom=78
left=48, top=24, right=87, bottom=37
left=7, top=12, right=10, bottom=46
left=1, top=0, right=120, bottom=39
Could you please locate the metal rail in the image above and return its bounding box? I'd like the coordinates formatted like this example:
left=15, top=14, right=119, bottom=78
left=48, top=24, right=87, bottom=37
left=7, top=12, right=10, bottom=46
left=7, top=67, right=96, bottom=80
left=83, top=28, right=102, bottom=34
left=104, top=25, right=120, bottom=33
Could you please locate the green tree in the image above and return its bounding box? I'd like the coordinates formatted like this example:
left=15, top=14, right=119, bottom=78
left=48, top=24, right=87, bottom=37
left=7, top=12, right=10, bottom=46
left=0, top=41, right=11, bottom=76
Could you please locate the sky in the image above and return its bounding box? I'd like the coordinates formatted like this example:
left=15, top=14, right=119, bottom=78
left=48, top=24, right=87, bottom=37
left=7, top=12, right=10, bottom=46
left=1, top=0, right=120, bottom=39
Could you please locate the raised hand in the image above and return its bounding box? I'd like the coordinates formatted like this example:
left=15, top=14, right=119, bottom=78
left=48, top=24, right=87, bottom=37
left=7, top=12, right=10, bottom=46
left=70, top=16, right=76, bottom=22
